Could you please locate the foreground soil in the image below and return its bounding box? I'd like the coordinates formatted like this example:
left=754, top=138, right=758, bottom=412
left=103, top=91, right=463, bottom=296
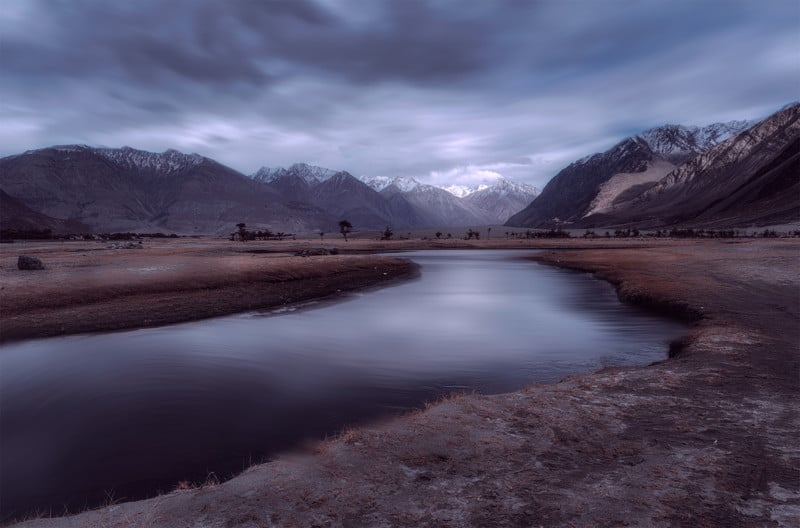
left=7, top=238, right=800, bottom=527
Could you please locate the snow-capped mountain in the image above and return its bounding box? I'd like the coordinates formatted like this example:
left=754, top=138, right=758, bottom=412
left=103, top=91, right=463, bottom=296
left=611, top=103, right=799, bottom=227
left=464, top=178, right=540, bottom=223
left=637, top=120, right=754, bottom=164
left=20, top=144, right=207, bottom=174
left=252, top=163, right=338, bottom=185
left=383, top=182, right=493, bottom=226
left=360, top=175, right=394, bottom=192
left=359, top=175, right=538, bottom=224
left=508, top=104, right=799, bottom=229
left=0, top=145, right=333, bottom=234
left=367, top=176, right=422, bottom=193
left=441, top=183, right=489, bottom=197
left=4, top=105, right=792, bottom=236
left=96, top=146, right=205, bottom=173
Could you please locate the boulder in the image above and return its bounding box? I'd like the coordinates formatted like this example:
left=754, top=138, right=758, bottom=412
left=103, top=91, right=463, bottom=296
left=294, top=248, right=331, bottom=257
left=17, top=255, right=44, bottom=270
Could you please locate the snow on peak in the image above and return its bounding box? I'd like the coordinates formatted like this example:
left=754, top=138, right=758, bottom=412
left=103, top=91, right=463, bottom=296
left=441, top=184, right=475, bottom=198
left=637, top=120, right=754, bottom=160
left=361, top=175, right=421, bottom=192
left=468, top=177, right=539, bottom=198
left=442, top=178, right=537, bottom=198
left=253, top=163, right=338, bottom=184
left=361, top=175, right=395, bottom=191
left=96, top=146, right=204, bottom=173
left=441, top=182, right=490, bottom=197
left=42, top=144, right=93, bottom=154
left=390, top=176, right=422, bottom=192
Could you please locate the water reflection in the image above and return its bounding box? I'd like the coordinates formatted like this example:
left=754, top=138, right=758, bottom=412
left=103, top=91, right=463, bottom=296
left=0, top=250, right=686, bottom=520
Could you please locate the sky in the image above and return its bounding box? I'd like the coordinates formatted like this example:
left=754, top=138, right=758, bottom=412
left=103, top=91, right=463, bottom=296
left=1, top=0, right=797, bottom=189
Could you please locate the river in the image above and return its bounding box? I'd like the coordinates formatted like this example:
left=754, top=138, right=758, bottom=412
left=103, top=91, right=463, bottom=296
left=0, top=250, right=686, bottom=520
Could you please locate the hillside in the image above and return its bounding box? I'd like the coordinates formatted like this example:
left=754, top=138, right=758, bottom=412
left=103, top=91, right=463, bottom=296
left=506, top=110, right=795, bottom=229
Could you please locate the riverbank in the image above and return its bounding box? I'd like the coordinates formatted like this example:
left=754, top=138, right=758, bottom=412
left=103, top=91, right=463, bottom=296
left=7, top=238, right=800, bottom=527
left=0, top=239, right=416, bottom=344
left=0, top=236, right=678, bottom=343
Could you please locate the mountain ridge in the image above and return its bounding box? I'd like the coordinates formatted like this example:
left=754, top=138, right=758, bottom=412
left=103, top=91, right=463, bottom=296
left=506, top=105, right=799, bottom=229
left=2, top=107, right=795, bottom=235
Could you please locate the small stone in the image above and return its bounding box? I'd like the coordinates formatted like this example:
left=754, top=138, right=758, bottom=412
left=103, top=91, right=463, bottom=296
left=17, top=255, right=44, bottom=270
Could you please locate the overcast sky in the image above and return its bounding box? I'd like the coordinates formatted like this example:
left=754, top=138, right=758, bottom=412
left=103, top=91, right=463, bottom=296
left=1, top=0, right=797, bottom=188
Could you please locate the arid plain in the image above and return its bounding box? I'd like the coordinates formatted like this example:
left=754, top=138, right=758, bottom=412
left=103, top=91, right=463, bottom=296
left=2, top=235, right=798, bottom=527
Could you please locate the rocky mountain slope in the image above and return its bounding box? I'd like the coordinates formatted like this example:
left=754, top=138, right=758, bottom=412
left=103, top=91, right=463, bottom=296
left=506, top=137, right=659, bottom=227
left=463, top=178, right=539, bottom=223
left=252, top=169, right=537, bottom=228
left=378, top=179, right=492, bottom=227
left=0, top=189, right=89, bottom=235
left=506, top=113, right=788, bottom=229
left=309, top=171, right=424, bottom=229
left=0, top=146, right=331, bottom=234
left=0, top=145, right=536, bottom=235
left=596, top=103, right=800, bottom=228
left=252, top=163, right=339, bottom=185
left=4, top=107, right=789, bottom=235
left=638, top=120, right=754, bottom=164
left=360, top=175, right=538, bottom=225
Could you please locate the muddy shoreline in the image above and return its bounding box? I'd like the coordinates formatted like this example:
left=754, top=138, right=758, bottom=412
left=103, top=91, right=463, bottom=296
left=6, top=238, right=800, bottom=527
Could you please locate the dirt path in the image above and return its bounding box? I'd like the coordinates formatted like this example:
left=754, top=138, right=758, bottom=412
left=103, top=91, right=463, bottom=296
left=8, top=238, right=800, bottom=527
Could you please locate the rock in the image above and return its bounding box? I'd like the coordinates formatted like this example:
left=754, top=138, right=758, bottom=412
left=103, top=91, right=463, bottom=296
left=108, top=241, right=143, bottom=249
left=17, top=255, right=44, bottom=270
left=294, top=248, right=331, bottom=257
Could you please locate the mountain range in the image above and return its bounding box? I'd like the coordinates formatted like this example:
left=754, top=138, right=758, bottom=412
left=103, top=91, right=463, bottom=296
left=507, top=103, right=799, bottom=229
left=0, top=150, right=537, bottom=235
left=1, top=104, right=797, bottom=236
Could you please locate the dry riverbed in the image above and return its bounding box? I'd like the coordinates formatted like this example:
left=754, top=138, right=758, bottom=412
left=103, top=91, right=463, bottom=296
left=4, top=237, right=799, bottom=527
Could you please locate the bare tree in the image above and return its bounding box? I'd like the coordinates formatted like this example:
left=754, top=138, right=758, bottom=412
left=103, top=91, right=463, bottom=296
left=338, top=220, right=352, bottom=242
left=236, top=223, right=247, bottom=242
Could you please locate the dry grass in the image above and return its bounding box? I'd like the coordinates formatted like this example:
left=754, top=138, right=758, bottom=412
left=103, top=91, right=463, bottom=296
left=0, top=238, right=415, bottom=343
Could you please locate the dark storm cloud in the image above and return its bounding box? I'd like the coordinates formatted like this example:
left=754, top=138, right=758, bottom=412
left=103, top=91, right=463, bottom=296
left=1, top=0, right=495, bottom=86
left=1, top=0, right=798, bottom=188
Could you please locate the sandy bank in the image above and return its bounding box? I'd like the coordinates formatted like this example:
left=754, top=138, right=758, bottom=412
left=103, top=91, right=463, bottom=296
left=8, top=238, right=800, bottom=527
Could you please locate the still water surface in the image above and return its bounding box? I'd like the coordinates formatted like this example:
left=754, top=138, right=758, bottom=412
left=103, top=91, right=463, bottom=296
left=0, top=250, right=686, bottom=519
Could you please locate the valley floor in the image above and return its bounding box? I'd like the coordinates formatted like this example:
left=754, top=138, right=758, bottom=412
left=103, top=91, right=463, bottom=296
left=4, top=237, right=800, bottom=527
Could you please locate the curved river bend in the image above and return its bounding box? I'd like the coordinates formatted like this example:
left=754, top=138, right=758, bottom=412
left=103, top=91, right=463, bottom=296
left=0, top=250, right=686, bottom=519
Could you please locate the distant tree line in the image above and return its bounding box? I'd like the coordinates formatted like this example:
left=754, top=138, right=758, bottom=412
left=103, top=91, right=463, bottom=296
left=231, top=223, right=292, bottom=241
left=503, top=228, right=572, bottom=239
left=0, top=229, right=182, bottom=242
left=576, top=227, right=796, bottom=239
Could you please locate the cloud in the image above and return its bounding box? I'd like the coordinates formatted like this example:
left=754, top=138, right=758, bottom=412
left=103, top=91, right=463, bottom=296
left=1, top=0, right=798, bottom=189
